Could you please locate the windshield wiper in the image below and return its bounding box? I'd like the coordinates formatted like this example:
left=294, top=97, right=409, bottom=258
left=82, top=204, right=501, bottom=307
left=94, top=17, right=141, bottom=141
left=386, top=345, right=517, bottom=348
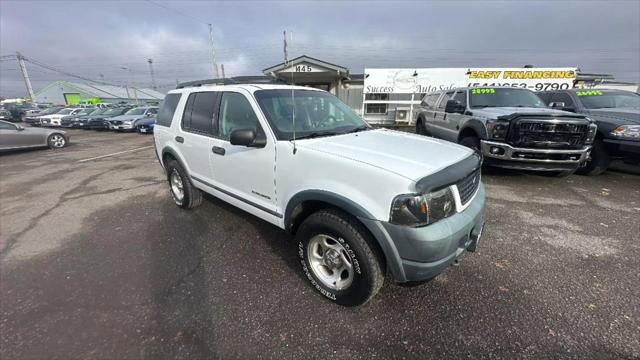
left=345, top=125, right=371, bottom=134
left=294, top=131, right=339, bottom=140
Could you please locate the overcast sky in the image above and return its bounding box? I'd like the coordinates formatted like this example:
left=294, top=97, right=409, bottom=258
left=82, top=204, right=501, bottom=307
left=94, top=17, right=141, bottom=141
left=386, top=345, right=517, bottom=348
left=1, top=0, right=639, bottom=97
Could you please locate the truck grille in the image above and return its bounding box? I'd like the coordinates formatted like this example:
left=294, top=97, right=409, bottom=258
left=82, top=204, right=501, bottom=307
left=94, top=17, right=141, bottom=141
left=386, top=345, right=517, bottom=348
left=510, top=119, right=588, bottom=149
left=456, top=169, right=481, bottom=206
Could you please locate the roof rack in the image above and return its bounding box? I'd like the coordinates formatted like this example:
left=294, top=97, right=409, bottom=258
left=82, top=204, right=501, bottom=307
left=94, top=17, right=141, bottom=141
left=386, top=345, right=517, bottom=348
left=176, top=76, right=287, bottom=89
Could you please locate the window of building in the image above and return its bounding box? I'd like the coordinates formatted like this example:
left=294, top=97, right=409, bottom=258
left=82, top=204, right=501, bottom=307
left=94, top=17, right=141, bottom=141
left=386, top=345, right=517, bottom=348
left=365, top=93, right=388, bottom=114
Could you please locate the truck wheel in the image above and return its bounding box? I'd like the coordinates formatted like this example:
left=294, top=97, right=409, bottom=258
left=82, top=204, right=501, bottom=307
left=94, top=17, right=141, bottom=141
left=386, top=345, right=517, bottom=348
left=415, top=119, right=429, bottom=136
left=460, top=136, right=483, bottom=159
left=47, top=133, right=67, bottom=149
left=576, top=140, right=610, bottom=176
left=165, top=159, right=203, bottom=209
left=297, top=209, right=384, bottom=306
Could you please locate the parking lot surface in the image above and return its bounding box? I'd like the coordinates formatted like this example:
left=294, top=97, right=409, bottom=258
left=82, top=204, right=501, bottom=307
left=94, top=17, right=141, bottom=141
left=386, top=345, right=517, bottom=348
left=1, top=129, right=639, bottom=359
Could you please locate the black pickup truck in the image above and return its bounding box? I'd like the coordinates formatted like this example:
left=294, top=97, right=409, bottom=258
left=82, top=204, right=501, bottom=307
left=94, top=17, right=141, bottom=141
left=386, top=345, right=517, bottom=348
left=539, top=89, right=639, bottom=175
left=415, top=87, right=597, bottom=176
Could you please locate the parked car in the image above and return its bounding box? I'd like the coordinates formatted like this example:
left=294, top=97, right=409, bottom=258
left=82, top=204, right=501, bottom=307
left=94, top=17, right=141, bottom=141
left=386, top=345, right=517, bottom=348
left=538, top=89, right=640, bottom=175
left=66, top=108, right=107, bottom=128
left=3, top=103, right=39, bottom=122
left=0, top=109, right=12, bottom=122
left=136, top=116, right=156, bottom=134
left=0, top=120, right=68, bottom=151
left=415, top=87, right=597, bottom=176
left=60, top=107, right=97, bottom=127
left=108, top=106, right=158, bottom=132
left=39, top=108, right=82, bottom=127
left=25, top=106, right=64, bottom=126
left=87, top=107, right=134, bottom=130
left=155, top=84, right=485, bottom=306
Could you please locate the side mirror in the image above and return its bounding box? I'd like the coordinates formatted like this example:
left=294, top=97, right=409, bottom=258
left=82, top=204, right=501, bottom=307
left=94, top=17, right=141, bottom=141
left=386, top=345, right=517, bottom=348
left=16, top=125, right=25, bottom=131
left=230, top=129, right=266, bottom=147
left=445, top=99, right=465, bottom=114
left=549, top=102, right=565, bottom=109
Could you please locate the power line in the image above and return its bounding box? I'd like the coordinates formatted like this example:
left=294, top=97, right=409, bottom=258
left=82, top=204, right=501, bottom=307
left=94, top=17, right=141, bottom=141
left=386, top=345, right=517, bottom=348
left=144, top=0, right=209, bottom=25
left=22, top=55, right=118, bottom=86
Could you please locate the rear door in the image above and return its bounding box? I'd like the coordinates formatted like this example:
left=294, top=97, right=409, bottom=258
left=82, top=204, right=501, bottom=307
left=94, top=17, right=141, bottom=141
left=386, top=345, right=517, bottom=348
left=209, top=90, right=279, bottom=220
left=176, top=91, right=219, bottom=182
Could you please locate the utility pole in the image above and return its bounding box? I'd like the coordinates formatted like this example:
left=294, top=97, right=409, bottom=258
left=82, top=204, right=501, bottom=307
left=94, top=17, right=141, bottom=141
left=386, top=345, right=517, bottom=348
left=147, top=58, right=157, bottom=90
left=16, top=52, right=35, bottom=100
left=121, top=67, right=138, bottom=105
left=208, top=23, right=219, bottom=80
left=220, top=64, right=226, bottom=83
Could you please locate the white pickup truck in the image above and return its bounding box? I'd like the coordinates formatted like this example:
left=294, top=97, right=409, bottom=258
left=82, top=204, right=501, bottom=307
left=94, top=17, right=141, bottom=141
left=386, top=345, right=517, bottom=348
left=154, top=84, right=485, bottom=306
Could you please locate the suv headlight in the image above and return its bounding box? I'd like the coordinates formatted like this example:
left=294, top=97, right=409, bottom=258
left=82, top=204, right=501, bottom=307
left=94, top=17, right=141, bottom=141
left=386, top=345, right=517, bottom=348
left=485, top=119, right=509, bottom=140
left=585, top=123, right=598, bottom=144
left=390, top=187, right=456, bottom=227
left=611, top=125, right=640, bottom=141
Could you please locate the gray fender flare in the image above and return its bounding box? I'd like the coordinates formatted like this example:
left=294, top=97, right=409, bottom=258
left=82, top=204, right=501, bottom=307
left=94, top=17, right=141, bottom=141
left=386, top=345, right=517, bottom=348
left=458, top=118, right=488, bottom=142
left=285, top=190, right=407, bottom=282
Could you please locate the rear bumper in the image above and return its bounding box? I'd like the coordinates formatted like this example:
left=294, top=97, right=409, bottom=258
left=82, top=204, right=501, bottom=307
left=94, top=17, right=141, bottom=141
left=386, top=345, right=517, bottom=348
left=360, top=184, right=486, bottom=283
left=481, top=140, right=590, bottom=171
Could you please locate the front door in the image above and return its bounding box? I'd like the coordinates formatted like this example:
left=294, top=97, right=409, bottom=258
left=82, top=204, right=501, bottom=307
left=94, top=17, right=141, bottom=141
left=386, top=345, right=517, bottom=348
left=209, top=90, right=279, bottom=221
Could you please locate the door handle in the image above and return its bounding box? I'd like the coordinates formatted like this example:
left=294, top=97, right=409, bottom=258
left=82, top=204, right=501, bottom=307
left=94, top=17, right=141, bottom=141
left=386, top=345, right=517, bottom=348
left=175, top=136, right=184, bottom=143
left=212, top=146, right=226, bottom=155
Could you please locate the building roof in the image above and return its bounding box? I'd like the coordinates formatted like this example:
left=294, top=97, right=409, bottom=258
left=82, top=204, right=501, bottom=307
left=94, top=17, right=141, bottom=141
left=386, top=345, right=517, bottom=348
left=262, top=55, right=349, bottom=75
left=35, top=81, right=165, bottom=100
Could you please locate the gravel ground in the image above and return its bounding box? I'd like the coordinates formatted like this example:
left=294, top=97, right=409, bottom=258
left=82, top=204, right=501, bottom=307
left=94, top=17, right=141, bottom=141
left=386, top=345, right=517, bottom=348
left=1, top=129, right=639, bottom=359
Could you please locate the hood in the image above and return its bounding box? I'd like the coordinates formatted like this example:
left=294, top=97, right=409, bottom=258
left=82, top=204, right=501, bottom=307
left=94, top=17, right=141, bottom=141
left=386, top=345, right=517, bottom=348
left=108, top=114, right=145, bottom=121
left=471, top=106, right=574, bottom=119
left=295, top=129, right=473, bottom=181
left=584, top=108, right=640, bottom=125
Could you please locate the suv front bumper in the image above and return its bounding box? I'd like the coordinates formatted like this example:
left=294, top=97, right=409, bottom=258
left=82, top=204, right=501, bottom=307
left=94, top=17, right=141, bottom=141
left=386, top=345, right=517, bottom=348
left=480, top=140, right=590, bottom=171
left=360, top=184, right=486, bottom=283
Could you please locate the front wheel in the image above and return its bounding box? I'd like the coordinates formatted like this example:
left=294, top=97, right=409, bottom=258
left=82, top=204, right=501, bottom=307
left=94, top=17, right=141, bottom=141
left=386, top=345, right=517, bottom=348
left=47, top=133, right=66, bottom=149
left=576, top=140, right=610, bottom=176
left=165, top=159, right=203, bottom=209
left=297, top=209, right=384, bottom=306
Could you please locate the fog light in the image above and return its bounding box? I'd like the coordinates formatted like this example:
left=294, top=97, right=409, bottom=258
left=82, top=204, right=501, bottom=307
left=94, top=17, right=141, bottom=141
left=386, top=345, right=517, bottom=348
left=490, top=146, right=505, bottom=155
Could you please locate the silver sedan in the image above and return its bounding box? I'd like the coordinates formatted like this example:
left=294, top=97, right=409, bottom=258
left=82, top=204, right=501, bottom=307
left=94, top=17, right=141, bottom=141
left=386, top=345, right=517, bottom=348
left=0, top=120, right=68, bottom=152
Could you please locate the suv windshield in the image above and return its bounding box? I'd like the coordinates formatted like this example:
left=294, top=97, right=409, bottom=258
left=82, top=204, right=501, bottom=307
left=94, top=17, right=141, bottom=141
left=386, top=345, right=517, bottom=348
left=577, top=91, right=640, bottom=109
left=254, top=89, right=369, bottom=140
left=125, top=108, right=147, bottom=115
left=469, top=88, right=547, bottom=108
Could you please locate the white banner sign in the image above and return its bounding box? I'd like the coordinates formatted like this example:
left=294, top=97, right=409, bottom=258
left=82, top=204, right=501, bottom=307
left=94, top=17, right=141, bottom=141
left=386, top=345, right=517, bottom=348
left=363, top=67, right=577, bottom=94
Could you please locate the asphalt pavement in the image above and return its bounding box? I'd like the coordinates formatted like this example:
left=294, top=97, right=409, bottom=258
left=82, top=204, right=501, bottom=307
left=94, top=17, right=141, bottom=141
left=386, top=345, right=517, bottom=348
left=1, top=129, right=639, bottom=359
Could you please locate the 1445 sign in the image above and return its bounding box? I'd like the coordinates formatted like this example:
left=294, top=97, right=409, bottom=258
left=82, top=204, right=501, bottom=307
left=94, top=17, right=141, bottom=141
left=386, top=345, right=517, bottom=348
left=281, top=63, right=320, bottom=73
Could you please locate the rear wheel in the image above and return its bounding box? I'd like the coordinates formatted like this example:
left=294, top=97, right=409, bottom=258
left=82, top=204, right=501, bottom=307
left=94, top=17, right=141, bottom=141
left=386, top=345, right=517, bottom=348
left=415, top=118, right=429, bottom=136
left=165, top=159, right=203, bottom=209
left=297, top=209, right=384, bottom=306
left=47, top=133, right=66, bottom=149
left=576, top=140, right=610, bottom=176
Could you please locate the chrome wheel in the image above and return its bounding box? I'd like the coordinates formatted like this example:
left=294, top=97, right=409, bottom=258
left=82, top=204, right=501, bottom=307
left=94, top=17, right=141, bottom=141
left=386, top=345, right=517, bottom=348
left=307, top=234, right=354, bottom=291
left=170, top=169, right=184, bottom=202
left=49, top=134, right=66, bottom=148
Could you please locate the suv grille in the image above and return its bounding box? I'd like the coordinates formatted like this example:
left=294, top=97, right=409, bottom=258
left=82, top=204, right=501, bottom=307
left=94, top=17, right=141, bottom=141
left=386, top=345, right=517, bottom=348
left=456, top=169, right=481, bottom=206
left=111, top=120, right=123, bottom=125
left=510, top=119, right=588, bottom=149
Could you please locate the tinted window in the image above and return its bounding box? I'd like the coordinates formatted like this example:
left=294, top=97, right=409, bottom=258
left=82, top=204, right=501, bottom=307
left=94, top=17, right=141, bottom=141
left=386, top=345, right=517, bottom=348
left=219, top=92, right=260, bottom=141
left=453, top=91, right=467, bottom=105
left=437, top=92, right=454, bottom=110
left=156, top=93, right=182, bottom=127
left=551, top=93, right=575, bottom=108
left=182, top=92, right=218, bottom=135
left=538, top=92, right=553, bottom=105
left=0, top=121, right=17, bottom=130
left=575, top=91, right=639, bottom=109
left=469, top=88, right=547, bottom=108
left=422, top=93, right=440, bottom=109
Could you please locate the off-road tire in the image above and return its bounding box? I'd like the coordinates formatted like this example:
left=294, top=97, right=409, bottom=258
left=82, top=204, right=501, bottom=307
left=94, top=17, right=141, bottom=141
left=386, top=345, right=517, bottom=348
left=165, top=159, right=203, bottom=209
left=576, top=140, right=610, bottom=176
left=296, top=209, right=384, bottom=306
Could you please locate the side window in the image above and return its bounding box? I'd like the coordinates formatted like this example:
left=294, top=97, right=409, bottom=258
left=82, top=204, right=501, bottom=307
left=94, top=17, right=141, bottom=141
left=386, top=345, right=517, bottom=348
left=452, top=91, right=467, bottom=106
left=156, top=93, right=182, bottom=127
left=182, top=92, right=218, bottom=135
left=437, top=92, right=454, bottom=110
left=147, top=108, right=158, bottom=115
left=537, top=92, right=553, bottom=105
left=422, top=93, right=439, bottom=109
left=218, top=92, right=261, bottom=141
left=0, top=121, right=17, bottom=130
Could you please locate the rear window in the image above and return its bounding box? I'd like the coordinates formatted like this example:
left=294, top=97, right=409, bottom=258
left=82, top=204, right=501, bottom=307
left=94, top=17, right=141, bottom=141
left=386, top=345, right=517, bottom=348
left=181, top=92, right=219, bottom=135
left=156, top=93, right=182, bottom=127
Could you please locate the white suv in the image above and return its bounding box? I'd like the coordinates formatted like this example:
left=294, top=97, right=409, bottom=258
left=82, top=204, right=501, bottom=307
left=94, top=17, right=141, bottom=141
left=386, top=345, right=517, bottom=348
left=154, top=84, right=486, bottom=306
